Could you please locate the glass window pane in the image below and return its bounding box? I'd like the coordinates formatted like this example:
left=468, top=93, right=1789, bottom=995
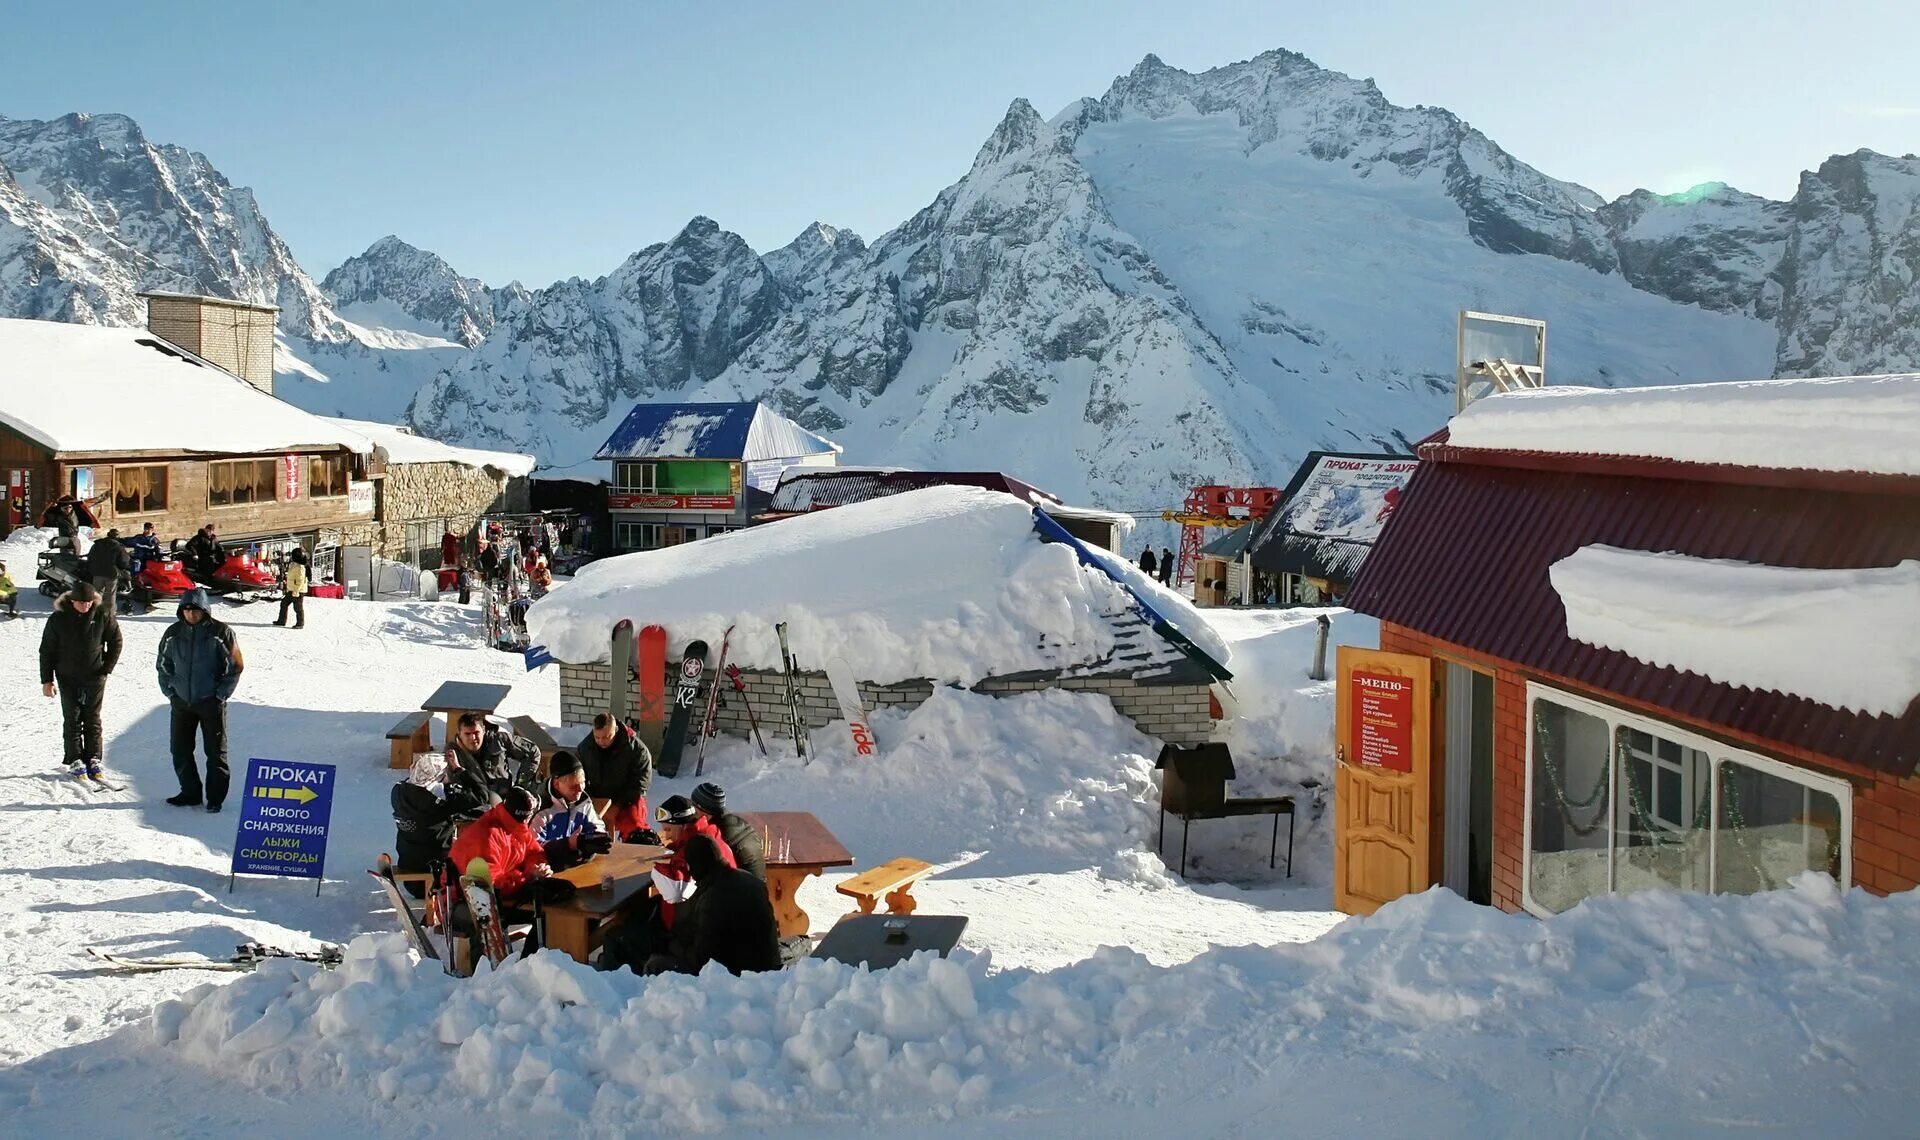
left=210, top=463, right=230, bottom=506
left=144, top=467, right=166, bottom=511
left=1528, top=699, right=1614, bottom=913
left=115, top=467, right=140, bottom=514
left=1715, top=760, right=1843, bottom=894
left=1613, top=728, right=1711, bottom=895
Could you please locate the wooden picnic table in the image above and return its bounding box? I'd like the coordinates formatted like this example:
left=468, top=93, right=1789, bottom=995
left=542, top=841, right=670, bottom=964
left=420, top=681, right=514, bottom=749
left=738, top=810, right=854, bottom=939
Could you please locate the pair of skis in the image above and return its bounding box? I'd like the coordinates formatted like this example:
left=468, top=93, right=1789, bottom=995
left=371, top=855, right=515, bottom=974
left=86, top=942, right=343, bottom=973
left=778, top=622, right=874, bottom=760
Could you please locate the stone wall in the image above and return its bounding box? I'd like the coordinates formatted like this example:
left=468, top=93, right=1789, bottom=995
left=557, top=660, right=1213, bottom=746
left=364, top=463, right=528, bottom=559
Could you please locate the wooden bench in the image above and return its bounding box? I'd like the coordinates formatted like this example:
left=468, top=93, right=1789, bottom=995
left=836, top=857, right=933, bottom=917
left=386, top=710, right=433, bottom=770
left=507, top=714, right=561, bottom=779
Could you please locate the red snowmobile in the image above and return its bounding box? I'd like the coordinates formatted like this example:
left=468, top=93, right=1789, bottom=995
left=203, top=550, right=281, bottom=603
left=134, top=552, right=196, bottom=599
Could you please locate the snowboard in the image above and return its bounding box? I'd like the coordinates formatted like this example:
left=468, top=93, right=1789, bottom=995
left=462, top=857, right=511, bottom=969
left=656, top=639, right=709, bottom=778
left=774, top=622, right=808, bottom=763
left=724, top=663, right=769, bottom=756
left=636, top=624, right=668, bottom=756
left=370, top=853, right=442, bottom=961
left=824, top=656, right=876, bottom=757
left=694, top=625, right=733, bottom=777
left=610, top=620, right=635, bottom=722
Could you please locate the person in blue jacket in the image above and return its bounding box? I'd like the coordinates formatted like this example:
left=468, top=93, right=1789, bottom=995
left=155, top=587, right=244, bottom=811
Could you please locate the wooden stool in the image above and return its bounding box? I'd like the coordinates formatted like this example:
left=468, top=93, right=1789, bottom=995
left=836, top=857, right=933, bottom=917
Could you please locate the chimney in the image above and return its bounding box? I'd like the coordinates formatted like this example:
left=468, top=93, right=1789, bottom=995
left=139, top=292, right=279, bottom=395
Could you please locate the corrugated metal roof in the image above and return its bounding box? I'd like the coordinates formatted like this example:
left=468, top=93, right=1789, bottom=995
left=593, top=402, right=840, bottom=462
left=767, top=469, right=1055, bottom=513
left=1348, top=459, right=1920, bottom=776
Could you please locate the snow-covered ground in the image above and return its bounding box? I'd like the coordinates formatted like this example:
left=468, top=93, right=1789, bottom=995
left=0, top=573, right=1914, bottom=1136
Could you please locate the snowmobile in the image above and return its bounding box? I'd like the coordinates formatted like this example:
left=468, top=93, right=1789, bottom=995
left=34, top=539, right=88, bottom=597
left=194, top=550, right=281, bottom=604
left=134, top=551, right=196, bottom=599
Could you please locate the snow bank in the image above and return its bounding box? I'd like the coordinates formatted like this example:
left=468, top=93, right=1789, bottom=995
left=147, top=875, right=1920, bottom=1134
left=1446, top=373, right=1920, bottom=476
left=326, top=417, right=536, bottom=476
left=527, top=486, right=1218, bottom=683
left=1551, top=545, right=1920, bottom=717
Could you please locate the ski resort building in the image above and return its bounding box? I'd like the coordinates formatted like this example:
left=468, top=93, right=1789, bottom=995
left=528, top=486, right=1227, bottom=747
left=0, top=315, right=376, bottom=547
left=322, top=417, right=535, bottom=563
left=594, top=401, right=841, bottom=554
left=1336, top=375, right=1920, bottom=917
left=758, top=467, right=1132, bottom=551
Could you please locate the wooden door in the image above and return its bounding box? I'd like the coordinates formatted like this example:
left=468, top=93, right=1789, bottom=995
left=1333, top=645, right=1433, bottom=915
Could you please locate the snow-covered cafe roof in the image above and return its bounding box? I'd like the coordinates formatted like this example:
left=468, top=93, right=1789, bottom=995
left=527, top=484, right=1227, bottom=685
left=0, top=317, right=373, bottom=457
left=593, top=401, right=842, bottom=463
left=1442, top=373, right=1920, bottom=479
left=325, top=417, right=537, bottom=477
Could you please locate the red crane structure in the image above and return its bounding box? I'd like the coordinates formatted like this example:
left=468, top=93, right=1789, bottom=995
left=1161, top=484, right=1281, bottom=586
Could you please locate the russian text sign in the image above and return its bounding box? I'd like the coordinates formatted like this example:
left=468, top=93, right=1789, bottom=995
left=231, top=758, right=336, bottom=881
left=1351, top=671, right=1414, bottom=773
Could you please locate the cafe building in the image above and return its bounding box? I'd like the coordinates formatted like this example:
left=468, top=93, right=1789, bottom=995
left=595, top=401, right=841, bottom=553
left=1335, top=375, right=1920, bottom=917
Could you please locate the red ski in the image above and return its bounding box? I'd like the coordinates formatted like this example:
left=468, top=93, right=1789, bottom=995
left=636, top=624, right=668, bottom=756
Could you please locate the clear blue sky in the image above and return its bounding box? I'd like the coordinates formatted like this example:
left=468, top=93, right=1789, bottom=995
left=2, top=1, right=1913, bottom=287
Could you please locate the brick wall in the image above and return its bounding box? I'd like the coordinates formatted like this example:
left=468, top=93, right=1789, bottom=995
left=557, top=659, right=1214, bottom=747
left=1378, top=620, right=1920, bottom=913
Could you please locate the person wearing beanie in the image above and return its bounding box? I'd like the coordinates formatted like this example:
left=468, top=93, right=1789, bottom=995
left=594, top=795, right=735, bottom=974
left=644, top=834, right=781, bottom=977
left=528, top=749, right=611, bottom=869
left=39, top=581, right=122, bottom=778
left=155, top=586, right=243, bottom=810
left=448, top=786, right=553, bottom=908
left=691, top=781, right=766, bottom=881
left=575, top=712, right=652, bottom=840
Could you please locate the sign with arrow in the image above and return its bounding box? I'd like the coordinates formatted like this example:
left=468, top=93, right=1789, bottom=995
left=230, top=759, right=337, bottom=891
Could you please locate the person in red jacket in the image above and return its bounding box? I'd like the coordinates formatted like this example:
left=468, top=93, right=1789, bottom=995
left=594, top=795, right=733, bottom=974
left=449, top=787, right=551, bottom=907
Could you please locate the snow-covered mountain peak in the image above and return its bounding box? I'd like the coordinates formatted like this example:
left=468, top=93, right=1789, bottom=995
left=973, top=98, right=1053, bottom=168
left=763, top=221, right=866, bottom=295
left=321, top=234, right=496, bottom=347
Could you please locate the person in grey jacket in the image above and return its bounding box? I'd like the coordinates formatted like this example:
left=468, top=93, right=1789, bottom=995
left=156, top=587, right=244, bottom=811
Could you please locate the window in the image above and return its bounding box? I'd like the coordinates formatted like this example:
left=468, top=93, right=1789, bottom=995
left=113, top=465, right=168, bottom=514
left=614, top=461, right=659, bottom=494
left=208, top=459, right=277, bottom=508
left=1524, top=684, right=1850, bottom=915
left=614, top=521, right=660, bottom=551
left=308, top=454, right=350, bottom=498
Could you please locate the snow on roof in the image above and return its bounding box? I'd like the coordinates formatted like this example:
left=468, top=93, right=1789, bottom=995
left=768, top=469, right=1057, bottom=513
left=1446, top=374, right=1920, bottom=477
left=325, top=417, right=536, bottom=477
left=0, top=318, right=372, bottom=456
left=1248, top=452, right=1417, bottom=580
left=1550, top=545, right=1920, bottom=718
left=527, top=485, right=1225, bottom=682
left=593, top=401, right=841, bottom=462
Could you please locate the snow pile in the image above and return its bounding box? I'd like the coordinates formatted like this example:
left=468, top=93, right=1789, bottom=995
left=1208, top=608, right=1378, bottom=776
left=145, top=875, right=1920, bottom=1134
left=326, top=417, right=536, bottom=476
left=1551, top=545, right=1920, bottom=717
left=1447, top=374, right=1920, bottom=476
left=528, top=486, right=1225, bottom=683
left=0, top=525, right=56, bottom=572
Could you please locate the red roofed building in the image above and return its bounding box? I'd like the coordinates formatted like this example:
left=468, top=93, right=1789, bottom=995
left=1335, top=375, right=1920, bottom=916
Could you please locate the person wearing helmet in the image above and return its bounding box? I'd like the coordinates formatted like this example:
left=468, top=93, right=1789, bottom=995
left=690, top=781, right=765, bottom=881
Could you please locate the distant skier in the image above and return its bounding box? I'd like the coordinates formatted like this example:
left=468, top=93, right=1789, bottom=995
left=155, top=587, right=244, bottom=811
left=0, top=559, right=18, bottom=617
left=39, top=581, right=121, bottom=778
left=1159, top=547, right=1175, bottom=585
left=1139, top=547, right=1158, bottom=578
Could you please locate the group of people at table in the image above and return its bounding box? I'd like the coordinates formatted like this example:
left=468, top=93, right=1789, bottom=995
left=391, top=711, right=785, bottom=975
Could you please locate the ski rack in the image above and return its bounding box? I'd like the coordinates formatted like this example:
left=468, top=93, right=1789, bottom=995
left=1030, top=507, right=1233, bottom=682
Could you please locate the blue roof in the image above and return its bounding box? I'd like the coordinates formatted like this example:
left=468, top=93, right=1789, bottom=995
left=593, top=401, right=841, bottom=462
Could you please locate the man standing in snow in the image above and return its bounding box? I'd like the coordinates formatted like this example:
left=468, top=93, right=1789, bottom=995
left=691, top=781, right=765, bottom=881
left=155, top=587, right=243, bottom=811
left=576, top=713, right=652, bottom=839
left=272, top=546, right=309, bottom=629
left=86, top=527, right=129, bottom=614
left=40, top=581, right=121, bottom=779
left=1139, top=547, right=1158, bottom=578
left=1159, top=547, right=1175, bottom=586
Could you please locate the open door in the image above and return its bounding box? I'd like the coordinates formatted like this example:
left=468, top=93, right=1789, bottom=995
left=1333, top=645, right=1432, bottom=915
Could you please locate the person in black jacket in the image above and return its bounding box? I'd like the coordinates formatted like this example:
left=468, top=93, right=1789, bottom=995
left=690, top=781, right=766, bottom=881
left=184, top=524, right=223, bottom=580
left=39, top=582, right=122, bottom=778
left=647, top=835, right=780, bottom=976
left=443, top=712, right=541, bottom=808
left=576, top=713, right=653, bottom=839
left=86, top=527, right=129, bottom=614
left=1158, top=547, right=1175, bottom=586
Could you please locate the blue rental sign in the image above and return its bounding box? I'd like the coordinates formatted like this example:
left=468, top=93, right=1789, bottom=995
left=231, top=758, right=337, bottom=889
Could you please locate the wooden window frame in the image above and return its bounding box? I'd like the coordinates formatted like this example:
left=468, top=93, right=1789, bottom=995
left=1521, top=682, right=1851, bottom=917
left=208, top=458, right=278, bottom=509
left=113, top=464, right=169, bottom=515
left=307, top=453, right=350, bottom=499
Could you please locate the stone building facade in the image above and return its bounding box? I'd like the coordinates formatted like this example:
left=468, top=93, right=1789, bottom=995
left=335, top=462, right=530, bottom=560
left=557, top=660, right=1214, bottom=746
